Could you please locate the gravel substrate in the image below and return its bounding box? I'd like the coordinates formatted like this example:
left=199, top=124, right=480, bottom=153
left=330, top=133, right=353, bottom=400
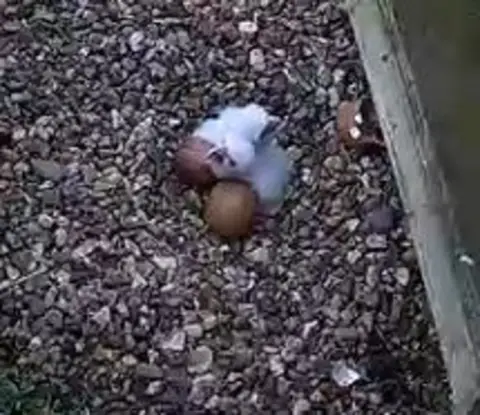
left=0, top=1, right=451, bottom=414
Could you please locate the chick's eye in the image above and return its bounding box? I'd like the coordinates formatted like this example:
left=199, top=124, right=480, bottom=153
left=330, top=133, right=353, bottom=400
left=210, top=152, right=224, bottom=163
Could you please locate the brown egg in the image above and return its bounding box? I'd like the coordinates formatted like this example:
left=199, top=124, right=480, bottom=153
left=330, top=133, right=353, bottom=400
left=175, top=136, right=217, bottom=188
left=204, top=180, right=257, bottom=239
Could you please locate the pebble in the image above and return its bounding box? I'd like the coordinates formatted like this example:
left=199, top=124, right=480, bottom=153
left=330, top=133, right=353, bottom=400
left=122, top=354, right=138, bottom=367
left=249, top=48, right=266, bottom=71
left=44, top=309, right=64, bottom=330
left=6, top=265, right=20, bottom=280
left=188, top=346, right=213, bottom=374
left=345, top=218, right=361, bottom=232
left=38, top=213, right=55, bottom=229
left=293, top=398, right=311, bottom=415
left=31, top=158, right=65, bottom=181
left=129, top=31, right=145, bottom=52
left=184, top=323, right=204, bottom=339
left=54, top=228, right=68, bottom=248
left=135, top=363, right=163, bottom=379
left=346, top=249, right=362, bottom=264
left=161, top=329, right=186, bottom=352
left=366, top=205, right=395, bottom=233
left=189, top=373, right=216, bottom=404
left=238, top=20, right=258, bottom=34
left=323, top=155, right=344, bottom=171
left=365, top=234, right=388, bottom=250
left=94, top=167, right=122, bottom=191
left=199, top=311, right=218, bottom=331
left=91, top=306, right=111, bottom=329
left=246, top=246, right=270, bottom=263
left=152, top=255, right=177, bottom=270
left=269, top=354, right=285, bottom=376
left=145, top=381, right=163, bottom=396
left=395, top=267, right=410, bottom=286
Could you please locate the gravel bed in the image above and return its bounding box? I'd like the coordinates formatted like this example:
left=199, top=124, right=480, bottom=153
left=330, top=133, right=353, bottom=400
left=0, top=1, right=450, bottom=413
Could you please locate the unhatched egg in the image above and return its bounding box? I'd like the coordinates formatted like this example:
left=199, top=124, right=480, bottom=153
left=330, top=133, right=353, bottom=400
left=204, top=180, right=257, bottom=239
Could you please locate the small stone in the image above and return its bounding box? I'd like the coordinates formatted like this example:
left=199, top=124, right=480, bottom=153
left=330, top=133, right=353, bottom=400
left=29, top=296, right=46, bottom=317
left=200, top=311, right=218, bottom=331
left=293, top=398, right=311, bottom=415
left=346, top=249, right=362, bottom=264
left=365, top=234, right=387, bottom=250
left=44, top=309, right=64, bottom=330
left=11, top=126, right=26, bottom=142
left=129, top=31, right=145, bottom=52
left=323, top=155, right=344, bottom=171
left=31, top=158, right=65, bottom=181
left=331, top=361, right=362, bottom=387
left=161, top=329, right=186, bottom=352
left=28, top=336, right=42, bottom=350
left=246, top=246, right=269, bottom=263
left=184, top=323, right=204, bottom=339
left=3, top=20, right=21, bottom=32
left=249, top=48, right=266, bottom=71
left=98, top=166, right=123, bottom=188
left=366, top=265, right=378, bottom=287
left=334, top=326, right=358, bottom=340
left=189, top=373, right=216, bottom=405
left=38, top=213, right=54, bottom=229
left=366, top=205, right=394, bottom=234
left=328, top=86, right=340, bottom=108
left=345, top=218, right=360, bottom=232
left=122, top=354, right=138, bottom=366
left=188, top=346, right=213, bottom=374
left=6, top=265, right=20, bottom=280
left=136, top=363, right=163, bottom=379
left=54, top=228, right=68, bottom=248
left=146, top=381, right=163, bottom=395
left=369, top=391, right=383, bottom=405
left=269, top=354, right=284, bottom=376
left=11, top=250, right=35, bottom=272
left=238, top=20, right=258, bottom=34
left=91, top=306, right=111, bottom=329
left=152, top=255, right=177, bottom=270
left=395, top=267, right=410, bottom=286
left=5, top=231, right=22, bottom=250
left=302, top=320, right=318, bottom=338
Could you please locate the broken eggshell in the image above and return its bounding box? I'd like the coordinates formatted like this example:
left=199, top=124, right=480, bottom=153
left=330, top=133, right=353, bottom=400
left=337, top=100, right=386, bottom=151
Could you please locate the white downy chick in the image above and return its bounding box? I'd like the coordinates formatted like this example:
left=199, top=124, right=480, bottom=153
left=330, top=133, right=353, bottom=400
left=192, top=103, right=281, bottom=178
left=241, top=142, right=291, bottom=215
left=219, top=103, right=280, bottom=146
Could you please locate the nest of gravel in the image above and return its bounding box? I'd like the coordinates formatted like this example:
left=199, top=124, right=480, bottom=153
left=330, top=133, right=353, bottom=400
left=0, top=1, right=450, bottom=413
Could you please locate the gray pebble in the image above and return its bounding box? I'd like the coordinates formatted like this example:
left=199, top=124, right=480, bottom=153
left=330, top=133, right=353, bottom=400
left=44, top=309, right=64, bottom=330
left=31, top=158, right=66, bottom=181
left=161, top=329, right=186, bottom=352
left=188, top=346, right=213, bottom=374
left=365, top=233, right=388, bottom=250
left=54, top=228, right=68, bottom=248
left=184, top=323, right=204, bottom=339
left=293, top=398, right=311, bottom=415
